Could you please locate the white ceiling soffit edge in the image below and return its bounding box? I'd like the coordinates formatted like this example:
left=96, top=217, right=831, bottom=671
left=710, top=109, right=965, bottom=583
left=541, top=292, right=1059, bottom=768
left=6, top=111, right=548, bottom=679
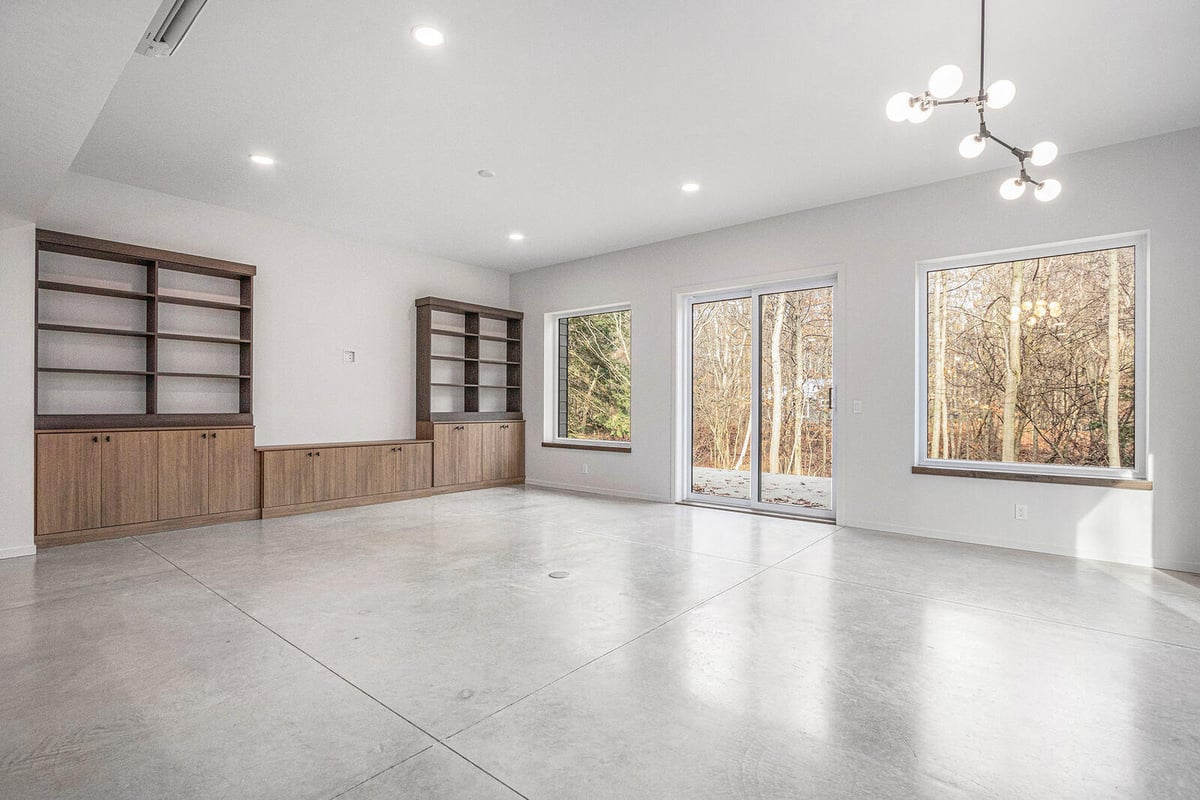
left=0, top=0, right=164, bottom=224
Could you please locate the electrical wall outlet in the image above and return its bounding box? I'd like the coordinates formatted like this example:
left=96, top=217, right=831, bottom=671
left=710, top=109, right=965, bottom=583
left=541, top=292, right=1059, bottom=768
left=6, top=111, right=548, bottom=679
left=852, top=400, right=863, bottom=414
left=1014, top=504, right=1029, bottom=520
left=342, top=349, right=356, bottom=364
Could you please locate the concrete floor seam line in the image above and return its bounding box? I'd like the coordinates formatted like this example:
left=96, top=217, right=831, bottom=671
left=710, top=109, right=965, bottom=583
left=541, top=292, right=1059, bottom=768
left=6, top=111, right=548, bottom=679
left=438, top=744, right=535, bottom=800
left=131, top=536, right=444, bottom=742
left=777, top=565, right=1200, bottom=654
left=326, top=744, right=436, bottom=800
left=765, top=526, right=844, bottom=568
left=441, top=566, right=774, bottom=742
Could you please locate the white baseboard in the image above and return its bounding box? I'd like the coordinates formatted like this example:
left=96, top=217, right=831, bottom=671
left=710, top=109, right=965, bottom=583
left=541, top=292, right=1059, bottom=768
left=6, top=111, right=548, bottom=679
left=524, top=478, right=671, bottom=504
left=838, top=517, right=1200, bottom=574
left=0, top=544, right=37, bottom=560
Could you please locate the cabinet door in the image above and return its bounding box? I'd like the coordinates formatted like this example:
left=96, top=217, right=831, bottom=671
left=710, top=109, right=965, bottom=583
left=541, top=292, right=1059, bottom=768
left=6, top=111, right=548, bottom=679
left=433, top=424, right=482, bottom=486
left=313, top=447, right=358, bottom=502
left=158, top=430, right=210, bottom=519
left=101, top=431, right=158, bottom=527
left=208, top=428, right=258, bottom=514
left=356, top=445, right=398, bottom=495
left=396, top=443, right=433, bottom=491
left=36, top=433, right=102, bottom=535
left=261, top=450, right=314, bottom=508
left=480, top=423, right=506, bottom=482
left=503, top=422, right=525, bottom=479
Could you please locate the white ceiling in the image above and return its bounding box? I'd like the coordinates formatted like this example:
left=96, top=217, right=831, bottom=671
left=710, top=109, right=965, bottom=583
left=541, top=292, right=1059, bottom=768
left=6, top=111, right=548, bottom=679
left=0, top=0, right=162, bottom=228
left=54, top=1, right=1200, bottom=269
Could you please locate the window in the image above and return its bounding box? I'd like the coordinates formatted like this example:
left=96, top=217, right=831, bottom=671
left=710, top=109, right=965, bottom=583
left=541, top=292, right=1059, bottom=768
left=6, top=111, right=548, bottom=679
left=550, top=307, right=631, bottom=446
left=919, top=234, right=1146, bottom=480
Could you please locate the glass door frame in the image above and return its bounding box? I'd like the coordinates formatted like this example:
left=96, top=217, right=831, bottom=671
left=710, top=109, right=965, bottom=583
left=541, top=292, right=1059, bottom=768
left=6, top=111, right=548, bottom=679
left=682, top=276, right=837, bottom=521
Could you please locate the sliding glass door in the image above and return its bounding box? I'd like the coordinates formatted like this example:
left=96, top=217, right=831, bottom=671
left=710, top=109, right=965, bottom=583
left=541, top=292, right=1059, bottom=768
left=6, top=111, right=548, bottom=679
left=686, top=280, right=835, bottom=519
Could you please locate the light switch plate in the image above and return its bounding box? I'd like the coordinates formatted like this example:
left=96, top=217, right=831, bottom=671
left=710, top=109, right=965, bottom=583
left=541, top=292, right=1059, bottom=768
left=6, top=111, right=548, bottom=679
left=853, top=400, right=863, bottom=414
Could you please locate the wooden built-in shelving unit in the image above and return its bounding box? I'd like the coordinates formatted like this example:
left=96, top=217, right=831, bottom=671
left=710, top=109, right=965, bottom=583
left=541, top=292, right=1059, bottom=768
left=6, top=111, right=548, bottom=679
left=35, top=230, right=255, bottom=430
left=415, top=296, right=523, bottom=422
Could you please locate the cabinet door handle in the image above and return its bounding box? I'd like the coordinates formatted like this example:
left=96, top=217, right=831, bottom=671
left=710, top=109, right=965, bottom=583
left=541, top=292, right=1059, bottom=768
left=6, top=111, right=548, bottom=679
left=211, top=432, right=218, bottom=439
left=92, top=436, right=99, bottom=443
left=104, top=435, right=111, bottom=442
left=202, top=433, right=208, bottom=439
left=315, top=451, right=321, bottom=457
left=307, top=452, right=313, bottom=457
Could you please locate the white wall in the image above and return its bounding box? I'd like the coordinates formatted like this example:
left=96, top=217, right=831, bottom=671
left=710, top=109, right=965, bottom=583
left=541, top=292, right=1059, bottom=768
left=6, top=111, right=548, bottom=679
left=0, top=223, right=37, bottom=559
left=40, top=173, right=511, bottom=446
left=512, top=128, right=1200, bottom=572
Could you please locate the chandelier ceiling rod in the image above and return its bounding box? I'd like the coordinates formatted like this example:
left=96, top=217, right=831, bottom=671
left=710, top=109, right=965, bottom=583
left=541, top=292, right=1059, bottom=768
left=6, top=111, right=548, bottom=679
left=884, top=0, right=1062, bottom=202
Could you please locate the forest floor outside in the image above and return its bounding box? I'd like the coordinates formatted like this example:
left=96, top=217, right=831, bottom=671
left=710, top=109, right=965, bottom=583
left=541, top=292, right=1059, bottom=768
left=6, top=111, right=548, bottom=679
left=691, top=468, right=832, bottom=509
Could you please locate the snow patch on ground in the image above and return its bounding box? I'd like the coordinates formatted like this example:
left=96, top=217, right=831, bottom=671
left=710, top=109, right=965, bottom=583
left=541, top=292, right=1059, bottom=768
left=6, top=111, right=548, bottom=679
left=691, top=467, right=832, bottom=509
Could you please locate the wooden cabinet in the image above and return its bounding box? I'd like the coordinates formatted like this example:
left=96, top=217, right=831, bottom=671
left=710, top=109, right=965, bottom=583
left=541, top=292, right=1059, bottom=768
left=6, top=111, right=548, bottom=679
left=430, top=421, right=523, bottom=486
left=314, top=447, right=358, bottom=502
left=482, top=421, right=524, bottom=481
left=35, top=426, right=256, bottom=541
left=397, top=443, right=433, bottom=491
left=209, top=428, right=258, bottom=513
left=261, top=441, right=433, bottom=512
left=432, top=424, right=483, bottom=486
left=262, top=449, right=313, bottom=508
left=158, top=430, right=211, bottom=519
left=101, top=431, right=158, bottom=526
left=36, top=433, right=102, bottom=535
left=356, top=445, right=397, bottom=496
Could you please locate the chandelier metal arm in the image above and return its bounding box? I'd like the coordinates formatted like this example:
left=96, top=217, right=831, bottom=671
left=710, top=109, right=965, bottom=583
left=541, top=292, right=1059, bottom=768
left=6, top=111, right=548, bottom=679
left=886, top=0, right=1059, bottom=200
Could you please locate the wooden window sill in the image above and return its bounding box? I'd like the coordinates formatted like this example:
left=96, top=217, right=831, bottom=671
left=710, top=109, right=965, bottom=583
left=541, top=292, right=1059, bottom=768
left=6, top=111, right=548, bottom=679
left=912, top=465, right=1152, bottom=490
left=542, top=441, right=631, bottom=454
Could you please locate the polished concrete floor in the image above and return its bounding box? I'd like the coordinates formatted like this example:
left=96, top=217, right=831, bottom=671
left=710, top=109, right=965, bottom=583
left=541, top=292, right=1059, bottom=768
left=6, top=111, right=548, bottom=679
left=2, top=487, right=1199, bottom=799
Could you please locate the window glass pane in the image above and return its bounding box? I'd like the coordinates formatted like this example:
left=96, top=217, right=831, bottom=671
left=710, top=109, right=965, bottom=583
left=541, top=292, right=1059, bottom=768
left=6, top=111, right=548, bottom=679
left=561, top=310, right=631, bottom=441
left=927, top=246, right=1135, bottom=468
left=690, top=297, right=752, bottom=499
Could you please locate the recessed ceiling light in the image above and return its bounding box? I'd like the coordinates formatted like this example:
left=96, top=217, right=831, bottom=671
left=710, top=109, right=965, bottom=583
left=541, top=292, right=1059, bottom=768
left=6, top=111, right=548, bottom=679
left=680, top=182, right=701, bottom=193
left=477, top=169, right=496, bottom=178
left=249, top=154, right=275, bottom=166
left=411, top=25, right=445, bottom=47
left=508, top=232, right=525, bottom=242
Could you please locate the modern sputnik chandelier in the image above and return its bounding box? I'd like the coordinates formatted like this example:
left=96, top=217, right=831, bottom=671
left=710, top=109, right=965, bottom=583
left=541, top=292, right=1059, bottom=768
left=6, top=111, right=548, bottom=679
left=885, top=0, right=1061, bottom=202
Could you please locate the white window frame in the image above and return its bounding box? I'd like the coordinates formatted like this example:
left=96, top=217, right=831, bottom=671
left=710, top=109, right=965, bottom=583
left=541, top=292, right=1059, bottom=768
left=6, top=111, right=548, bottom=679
left=542, top=303, right=632, bottom=449
left=915, top=231, right=1149, bottom=481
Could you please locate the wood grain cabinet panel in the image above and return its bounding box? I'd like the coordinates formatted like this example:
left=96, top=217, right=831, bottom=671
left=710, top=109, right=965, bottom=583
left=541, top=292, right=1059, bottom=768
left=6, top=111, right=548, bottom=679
left=356, top=445, right=397, bottom=495
left=313, top=447, right=358, bottom=502
left=261, top=450, right=314, bottom=508
left=208, top=428, right=258, bottom=513
left=36, top=433, right=102, bottom=535
left=396, top=443, right=433, bottom=491
left=100, top=431, right=158, bottom=526
left=433, top=424, right=482, bottom=486
left=158, top=430, right=210, bottom=519
left=503, top=422, right=525, bottom=479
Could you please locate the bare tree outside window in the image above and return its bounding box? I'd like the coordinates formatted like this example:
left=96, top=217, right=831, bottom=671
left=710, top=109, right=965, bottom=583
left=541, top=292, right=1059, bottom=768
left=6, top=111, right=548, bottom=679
left=926, top=246, right=1136, bottom=468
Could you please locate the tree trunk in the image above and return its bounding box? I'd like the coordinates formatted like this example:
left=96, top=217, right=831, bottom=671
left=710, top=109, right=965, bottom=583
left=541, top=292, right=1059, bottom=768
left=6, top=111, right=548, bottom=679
left=1106, top=250, right=1121, bottom=467
left=931, top=271, right=947, bottom=458
left=1001, top=261, right=1025, bottom=462
left=790, top=296, right=806, bottom=475
left=768, top=297, right=785, bottom=474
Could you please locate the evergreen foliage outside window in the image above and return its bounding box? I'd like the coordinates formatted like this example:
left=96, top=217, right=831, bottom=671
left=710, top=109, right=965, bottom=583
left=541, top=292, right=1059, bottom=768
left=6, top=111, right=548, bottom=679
left=556, top=309, right=631, bottom=442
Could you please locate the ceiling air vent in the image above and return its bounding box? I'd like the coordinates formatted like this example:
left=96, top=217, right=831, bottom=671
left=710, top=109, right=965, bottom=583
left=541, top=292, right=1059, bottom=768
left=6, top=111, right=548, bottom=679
left=136, top=0, right=209, bottom=57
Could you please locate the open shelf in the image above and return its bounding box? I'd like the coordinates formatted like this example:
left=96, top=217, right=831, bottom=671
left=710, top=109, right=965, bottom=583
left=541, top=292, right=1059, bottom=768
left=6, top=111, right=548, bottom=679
left=158, top=332, right=250, bottom=345
left=157, top=372, right=250, bottom=380
left=157, top=294, right=249, bottom=311
left=416, top=296, right=523, bottom=422
left=38, top=367, right=153, bottom=377
left=36, top=230, right=255, bottom=429
left=38, top=323, right=153, bottom=339
left=37, top=280, right=152, bottom=301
